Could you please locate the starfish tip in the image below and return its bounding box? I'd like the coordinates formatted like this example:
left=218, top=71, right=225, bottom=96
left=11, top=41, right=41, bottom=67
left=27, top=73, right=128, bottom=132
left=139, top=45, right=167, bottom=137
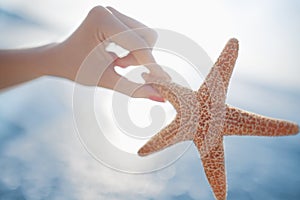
left=295, top=124, right=299, bottom=134
left=229, top=37, right=239, bottom=43
left=137, top=147, right=149, bottom=157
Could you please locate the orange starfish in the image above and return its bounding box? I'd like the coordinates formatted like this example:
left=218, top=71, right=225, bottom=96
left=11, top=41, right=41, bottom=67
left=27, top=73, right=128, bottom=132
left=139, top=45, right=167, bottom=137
left=138, top=38, right=299, bottom=200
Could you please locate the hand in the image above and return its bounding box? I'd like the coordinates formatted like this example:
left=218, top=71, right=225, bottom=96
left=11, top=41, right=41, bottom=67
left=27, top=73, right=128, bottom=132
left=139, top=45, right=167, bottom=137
left=51, top=6, right=170, bottom=101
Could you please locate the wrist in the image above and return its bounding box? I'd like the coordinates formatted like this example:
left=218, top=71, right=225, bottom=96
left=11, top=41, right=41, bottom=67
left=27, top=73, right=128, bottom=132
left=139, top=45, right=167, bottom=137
left=39, top=42, right=65, bottom=77
left=42, top=37, right=94, bottom=82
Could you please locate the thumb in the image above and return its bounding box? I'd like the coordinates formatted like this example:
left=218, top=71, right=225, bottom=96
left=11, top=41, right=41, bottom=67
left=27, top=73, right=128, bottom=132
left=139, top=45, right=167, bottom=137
left=112, top=76, right=165, bottom=102
left=113, top=53, right=139, bottom=68
left=133, top=84, right=165, bottom=102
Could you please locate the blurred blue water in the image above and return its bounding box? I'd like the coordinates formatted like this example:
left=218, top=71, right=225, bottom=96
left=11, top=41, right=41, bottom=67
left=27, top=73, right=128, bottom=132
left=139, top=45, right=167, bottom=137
left=0, top=7, right=41, bottom=27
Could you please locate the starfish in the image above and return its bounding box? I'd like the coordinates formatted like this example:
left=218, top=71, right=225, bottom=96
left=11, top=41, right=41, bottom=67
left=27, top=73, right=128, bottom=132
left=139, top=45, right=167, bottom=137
left=138, top=38, right=299, bottom=200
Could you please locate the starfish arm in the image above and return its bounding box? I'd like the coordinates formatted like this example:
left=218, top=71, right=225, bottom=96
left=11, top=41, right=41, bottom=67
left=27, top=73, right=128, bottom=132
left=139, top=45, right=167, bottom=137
left=198, top=38, right=239, bottom=97
left=224, top=105, right=299, bottom=136
left=150, top=81, right=195, bottom=111
left=138, top=117, right=184, bottom=156
left=194, top=136, right=227, bottom=200
left=151, top=82, right=180, bottom=110
left=139, top=80, right=199, bottom=156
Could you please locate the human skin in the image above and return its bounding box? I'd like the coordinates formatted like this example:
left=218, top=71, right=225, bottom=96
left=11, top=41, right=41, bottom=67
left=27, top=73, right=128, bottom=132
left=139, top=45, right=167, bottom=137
left=0, top=6, right=169, bottom=101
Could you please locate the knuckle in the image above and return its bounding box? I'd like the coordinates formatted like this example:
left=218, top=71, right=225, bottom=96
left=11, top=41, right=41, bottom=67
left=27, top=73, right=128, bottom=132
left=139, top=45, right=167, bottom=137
left=89, top=6, right=111, bottom=19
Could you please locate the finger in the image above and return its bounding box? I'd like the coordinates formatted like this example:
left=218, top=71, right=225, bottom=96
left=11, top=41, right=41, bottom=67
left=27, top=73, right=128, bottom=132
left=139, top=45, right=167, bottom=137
left=101, top=13, right=154, bottom=60
left=105, top=8, right=168, bottom=79
left=96, top=7, right=170, bottom=81
left=142, top=72, right=151, bottom=82
left=112, top=50, right=171, bottom=81
left=98, top=9, right=161, bottom=74
left=131, top=83, right=165, bottom=102
left=99, top=67, right=164, bottom=102
left=106, top=6, right=157, bottom=47
left=110, top=50, right=171, bottom=82
left=107, top=51, right=137, bottom=68
left=142, top=66, right=172, bottom=82
left=114, top=77, right=165, bottom=102
left=142, top=72, right=165, bottom=83
left=114, top=56, right=171, bottom=82
left=113, top=53, right=139, bottom=68
left=107, top=51, right=119, bottom=61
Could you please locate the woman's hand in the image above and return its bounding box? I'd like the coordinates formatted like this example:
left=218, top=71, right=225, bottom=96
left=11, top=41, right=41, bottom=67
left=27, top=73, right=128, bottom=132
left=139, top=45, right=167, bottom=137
left=49, top=6, right=170, bottom=101
left=0, top=6, right=170, bottom=101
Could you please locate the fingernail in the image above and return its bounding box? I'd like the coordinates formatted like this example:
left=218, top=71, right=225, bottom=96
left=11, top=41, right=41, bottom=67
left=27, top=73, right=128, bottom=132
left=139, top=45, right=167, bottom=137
left=149, top=96, right=165, bottom=102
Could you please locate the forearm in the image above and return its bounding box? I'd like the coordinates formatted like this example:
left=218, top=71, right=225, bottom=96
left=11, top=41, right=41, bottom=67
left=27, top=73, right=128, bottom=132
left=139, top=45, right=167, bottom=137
left=0, top=43, right=62, bottom=90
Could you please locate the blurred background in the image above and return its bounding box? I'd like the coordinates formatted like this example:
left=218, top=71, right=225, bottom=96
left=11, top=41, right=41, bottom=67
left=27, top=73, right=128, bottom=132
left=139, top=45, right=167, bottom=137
left=0, top=0, right=299, bottom=199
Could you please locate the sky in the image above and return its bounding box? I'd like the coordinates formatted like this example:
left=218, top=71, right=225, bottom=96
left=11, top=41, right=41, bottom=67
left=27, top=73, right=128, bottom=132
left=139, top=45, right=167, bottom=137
left=0, top=0, right=300, bottom=200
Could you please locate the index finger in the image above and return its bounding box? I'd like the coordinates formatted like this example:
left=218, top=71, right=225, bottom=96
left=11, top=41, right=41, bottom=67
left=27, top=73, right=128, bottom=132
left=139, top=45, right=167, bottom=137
left=99, top=11, right=151, bottom=58
left=97, top=8, right=162, bottom=75
left=106, top=6, right=157, bottom=47
left=91, top=7, right=169, bottom=79
left=104, top=8, right=169, bottom=79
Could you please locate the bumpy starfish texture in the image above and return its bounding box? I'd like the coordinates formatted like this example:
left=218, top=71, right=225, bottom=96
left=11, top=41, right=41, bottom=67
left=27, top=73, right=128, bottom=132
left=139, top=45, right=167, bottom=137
left=138, top=38, right=299, bottom=200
